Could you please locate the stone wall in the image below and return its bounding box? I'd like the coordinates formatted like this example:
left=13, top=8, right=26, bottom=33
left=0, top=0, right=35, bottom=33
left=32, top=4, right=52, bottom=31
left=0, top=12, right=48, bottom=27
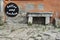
left=0, top=12, right=5, bottom=26
left=55, top=18, right=60, bottom=27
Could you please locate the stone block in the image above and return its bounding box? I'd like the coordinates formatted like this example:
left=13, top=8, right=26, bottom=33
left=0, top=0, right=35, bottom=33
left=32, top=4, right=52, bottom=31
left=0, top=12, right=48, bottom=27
left=55, top=19, right=60, bottom=27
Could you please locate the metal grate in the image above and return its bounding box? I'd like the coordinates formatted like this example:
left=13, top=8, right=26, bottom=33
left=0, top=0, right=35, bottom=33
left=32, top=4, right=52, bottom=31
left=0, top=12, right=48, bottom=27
left=33, top=17, right=45, bottom=25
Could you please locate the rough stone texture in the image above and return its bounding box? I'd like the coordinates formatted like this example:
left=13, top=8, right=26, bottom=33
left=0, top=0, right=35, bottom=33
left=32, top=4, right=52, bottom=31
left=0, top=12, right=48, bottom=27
left=56, top=18, right=60, bottom=27
left=0, top=25, right=60, bottom=40
left=0, top=12, right=5, bottom=26
left=0, top=14, right=60, bottom=40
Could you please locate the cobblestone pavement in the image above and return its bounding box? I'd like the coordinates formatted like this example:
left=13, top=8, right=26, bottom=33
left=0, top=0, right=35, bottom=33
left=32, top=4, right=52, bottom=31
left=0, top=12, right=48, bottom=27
left=0, top=24, right=60, bottom=40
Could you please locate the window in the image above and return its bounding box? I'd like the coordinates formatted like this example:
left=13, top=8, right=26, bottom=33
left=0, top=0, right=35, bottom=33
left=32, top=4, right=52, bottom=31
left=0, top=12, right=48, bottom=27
left=25, top=4, right=34, bottom=11
left=38, top=4, right=44, bottom=10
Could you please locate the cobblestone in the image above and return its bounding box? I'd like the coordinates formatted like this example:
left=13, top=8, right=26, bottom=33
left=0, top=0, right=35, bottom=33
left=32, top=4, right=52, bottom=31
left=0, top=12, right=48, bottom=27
left=0, top=24, right=60, bottom=40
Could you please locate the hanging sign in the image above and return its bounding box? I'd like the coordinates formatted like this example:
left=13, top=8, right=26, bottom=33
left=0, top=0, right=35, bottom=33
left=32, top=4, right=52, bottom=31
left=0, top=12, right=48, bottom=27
left=5, top=2, right=19, bottom=17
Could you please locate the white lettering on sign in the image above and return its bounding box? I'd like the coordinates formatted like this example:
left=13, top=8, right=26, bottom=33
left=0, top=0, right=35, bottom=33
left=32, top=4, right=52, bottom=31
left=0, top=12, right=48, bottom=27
left=5, top=2, right=19, bottom=17
left=7, top=5, right=17, bottom=8
left=9, top=9, right=15, bottom=11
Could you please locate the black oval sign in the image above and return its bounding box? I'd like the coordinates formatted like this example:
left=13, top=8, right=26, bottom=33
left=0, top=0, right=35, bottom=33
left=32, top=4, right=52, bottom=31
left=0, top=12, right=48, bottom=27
left=5, top=2, right=19, bottom=17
